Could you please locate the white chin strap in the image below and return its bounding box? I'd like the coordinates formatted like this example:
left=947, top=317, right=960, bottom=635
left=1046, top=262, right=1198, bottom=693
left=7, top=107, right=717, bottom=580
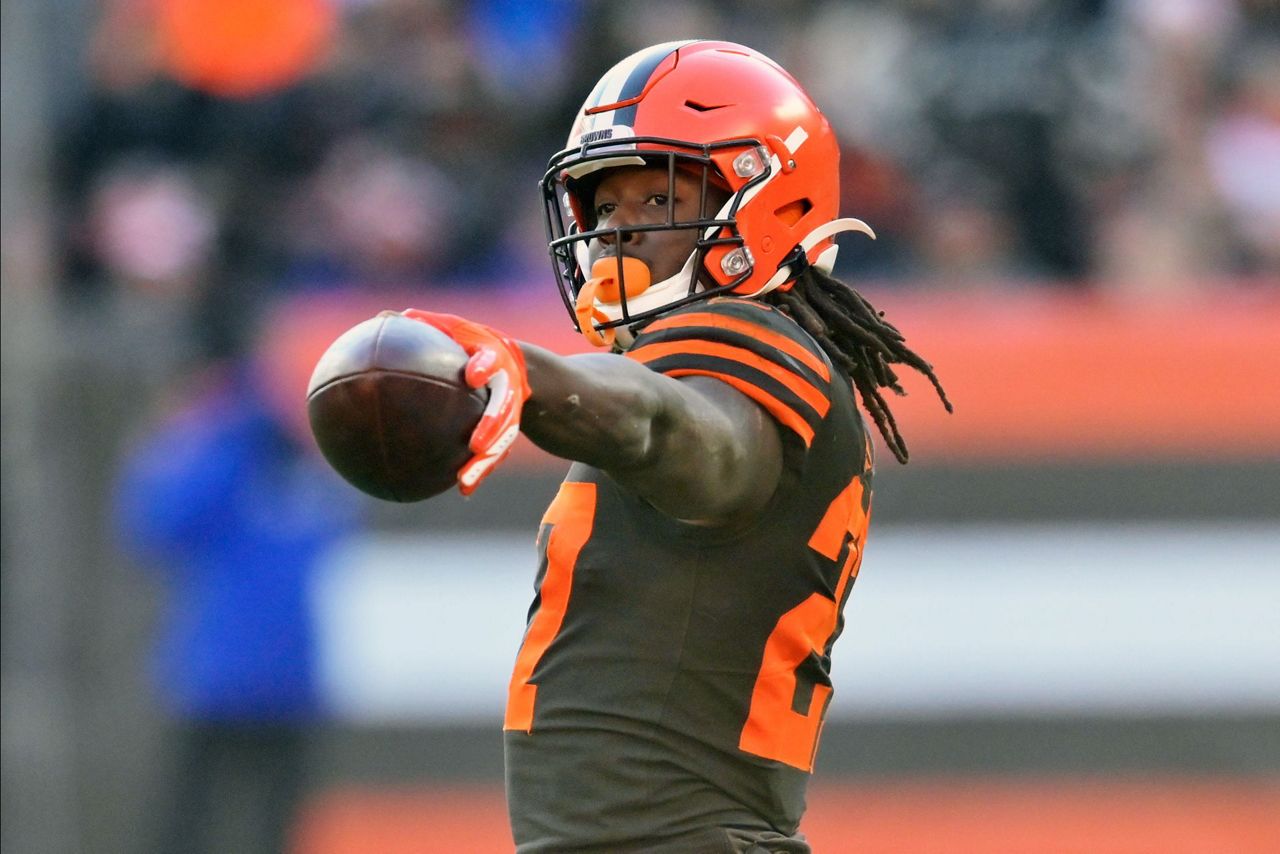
left=590, top=250, right=703, bottom=323
left=582, top=216, right=877, bottom=328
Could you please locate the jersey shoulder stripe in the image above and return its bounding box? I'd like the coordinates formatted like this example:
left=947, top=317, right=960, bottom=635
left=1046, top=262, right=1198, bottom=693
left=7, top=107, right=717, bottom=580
left=657, top=364, right=820, bottom=446
left=627, top=299, right=834, bottom=446
left=630, top=338, right=830, bottom=417
left=641, top=309, right=831, bottom=382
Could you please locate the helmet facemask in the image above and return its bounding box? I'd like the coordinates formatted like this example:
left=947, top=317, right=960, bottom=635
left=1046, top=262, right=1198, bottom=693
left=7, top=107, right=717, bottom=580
left=542, top=136, right=773, bottom=341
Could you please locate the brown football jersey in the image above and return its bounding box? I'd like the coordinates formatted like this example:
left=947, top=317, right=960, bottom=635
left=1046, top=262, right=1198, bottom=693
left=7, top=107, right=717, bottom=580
left=505, top=298, right=874, bottom=852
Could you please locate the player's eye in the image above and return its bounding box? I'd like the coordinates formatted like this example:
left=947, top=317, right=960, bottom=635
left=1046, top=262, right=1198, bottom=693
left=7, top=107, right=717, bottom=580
left=647, top=194, right=669, bottom=207
left=595, top=201, right=616, bottom=218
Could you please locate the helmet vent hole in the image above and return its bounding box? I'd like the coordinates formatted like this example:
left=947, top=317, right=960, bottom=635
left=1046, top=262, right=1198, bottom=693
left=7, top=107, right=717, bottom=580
left=684, top=100, right=729, bottom=112
left=775, top=199, right=812, bottom=226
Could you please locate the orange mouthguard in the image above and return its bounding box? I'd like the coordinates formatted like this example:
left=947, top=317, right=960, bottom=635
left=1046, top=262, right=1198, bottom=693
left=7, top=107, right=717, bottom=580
left=574, top=257, right=652, bottom=348
left=588, top=256, right=651, bottom=302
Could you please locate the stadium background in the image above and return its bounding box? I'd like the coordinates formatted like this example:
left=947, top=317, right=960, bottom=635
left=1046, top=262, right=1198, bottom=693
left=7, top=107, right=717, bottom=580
left=3, top=1, right=1278, bottom=852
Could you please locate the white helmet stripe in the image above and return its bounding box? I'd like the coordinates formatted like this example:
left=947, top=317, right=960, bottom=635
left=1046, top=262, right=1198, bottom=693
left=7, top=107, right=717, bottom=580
left=579, top=40, right=693, bottom=136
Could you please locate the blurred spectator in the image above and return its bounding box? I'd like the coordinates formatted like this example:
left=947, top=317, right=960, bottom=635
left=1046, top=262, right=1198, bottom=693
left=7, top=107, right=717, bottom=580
left=114, top=312, right=363, bottom=854
left=909, top=162, right=1032, bottom=287
left=53, top=160, right=219, bottom=622
left=63, top=155, right=219, bottom=379
left=1205, top=44, right=1280, bottom=274
left=85, top=158, right=218, bottom=296
left=276, top=134, right=459, bottom=292
left=1078, top=0, right=1246, bottom=290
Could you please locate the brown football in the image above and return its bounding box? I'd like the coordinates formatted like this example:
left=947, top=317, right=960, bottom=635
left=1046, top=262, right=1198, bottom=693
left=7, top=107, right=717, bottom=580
left=306, top=313, right=486, bottom=502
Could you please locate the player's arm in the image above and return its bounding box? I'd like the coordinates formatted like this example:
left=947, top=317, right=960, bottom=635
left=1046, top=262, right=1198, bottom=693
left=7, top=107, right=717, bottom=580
left=396, top=308, right=782, bottom=522
left=518, top=343, right=783, bottom=526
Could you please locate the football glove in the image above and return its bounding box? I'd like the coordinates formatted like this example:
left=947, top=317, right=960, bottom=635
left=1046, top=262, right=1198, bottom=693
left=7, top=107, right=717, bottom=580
left=400, top=309, right=530, bottom=496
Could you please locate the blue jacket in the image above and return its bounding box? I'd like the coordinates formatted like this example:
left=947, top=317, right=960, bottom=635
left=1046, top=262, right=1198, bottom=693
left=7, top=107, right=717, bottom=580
left=115, top=368, right=362, bottom=721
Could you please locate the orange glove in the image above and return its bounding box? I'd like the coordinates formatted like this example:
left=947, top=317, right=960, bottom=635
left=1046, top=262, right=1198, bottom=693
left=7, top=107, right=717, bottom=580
left=400, top=309, right=531, bottom=496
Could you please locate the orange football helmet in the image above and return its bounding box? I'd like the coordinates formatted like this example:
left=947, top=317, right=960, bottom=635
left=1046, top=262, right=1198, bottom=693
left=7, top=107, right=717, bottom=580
left=542, top=40, right=873, bottom=345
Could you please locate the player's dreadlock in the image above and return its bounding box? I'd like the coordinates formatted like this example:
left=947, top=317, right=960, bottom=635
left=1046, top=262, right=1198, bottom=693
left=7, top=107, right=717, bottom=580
left=766, top=265, right=953, bottom=464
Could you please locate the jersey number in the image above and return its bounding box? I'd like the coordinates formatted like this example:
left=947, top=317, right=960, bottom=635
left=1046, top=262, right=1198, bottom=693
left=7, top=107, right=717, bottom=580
left=504, top=481, right=596, bottom=733
left=738, top=474, right=869, bottom=771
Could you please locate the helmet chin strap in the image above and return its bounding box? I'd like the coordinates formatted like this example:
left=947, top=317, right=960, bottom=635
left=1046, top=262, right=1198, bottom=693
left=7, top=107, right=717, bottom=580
left=579, top=216, right=875, bottom=347
left=591, top=250, right=699, bottom=322
left=581, top=250, right=707, bottom=350
left=582, top=255, right=696, bottom=349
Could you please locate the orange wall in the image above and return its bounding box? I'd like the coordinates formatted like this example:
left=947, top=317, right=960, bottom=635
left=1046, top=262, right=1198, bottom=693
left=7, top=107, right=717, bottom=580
left=295, top=777, right=1280, bottom=854
left=864, top=287, right=1280, bottom=462
left=270, top=284, right=1280, bottom=467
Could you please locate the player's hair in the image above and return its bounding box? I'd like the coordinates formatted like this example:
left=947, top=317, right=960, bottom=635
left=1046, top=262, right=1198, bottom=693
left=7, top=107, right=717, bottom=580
left=767, top=266, right=953, bottom=464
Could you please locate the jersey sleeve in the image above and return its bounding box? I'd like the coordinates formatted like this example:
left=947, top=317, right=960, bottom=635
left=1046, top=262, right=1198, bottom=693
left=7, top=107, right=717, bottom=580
left=626, top=298, right=835, bottom=448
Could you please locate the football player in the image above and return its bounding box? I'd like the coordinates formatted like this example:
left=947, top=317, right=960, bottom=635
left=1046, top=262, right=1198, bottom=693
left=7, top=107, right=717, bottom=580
left=402, top=40, right=951, bottom=853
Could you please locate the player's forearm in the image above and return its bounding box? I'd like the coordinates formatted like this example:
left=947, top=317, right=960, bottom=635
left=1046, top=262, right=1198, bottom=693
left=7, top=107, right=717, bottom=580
left=518, top=343, right=665, bottom=469
left=517, top=343, right=781, bottom=525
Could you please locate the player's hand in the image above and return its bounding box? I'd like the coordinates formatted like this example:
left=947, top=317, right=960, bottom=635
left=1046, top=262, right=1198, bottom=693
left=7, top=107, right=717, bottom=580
left=399, top=309, right=530, bottom=496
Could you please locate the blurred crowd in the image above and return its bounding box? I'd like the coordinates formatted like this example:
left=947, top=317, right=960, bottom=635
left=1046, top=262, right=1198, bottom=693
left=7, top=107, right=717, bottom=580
left=55, top=0, right=1280, bottom=368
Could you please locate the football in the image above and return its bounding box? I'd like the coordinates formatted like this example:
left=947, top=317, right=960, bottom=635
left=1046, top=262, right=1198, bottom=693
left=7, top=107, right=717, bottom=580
left=306, top=313, right=487, bottom=502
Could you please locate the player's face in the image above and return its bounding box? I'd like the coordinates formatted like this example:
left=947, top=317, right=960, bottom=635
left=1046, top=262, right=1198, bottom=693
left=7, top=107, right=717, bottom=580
left=586, top=166, right=728, bottom=284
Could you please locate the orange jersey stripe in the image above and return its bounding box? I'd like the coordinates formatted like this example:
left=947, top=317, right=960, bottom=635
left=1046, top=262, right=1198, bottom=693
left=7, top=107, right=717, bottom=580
left=505, top=481, right=596, bottom=733
left=629, top=339, right=831, bottom=418
left=661, top=367, right=815, bottom=446
left=642, top=312, right=831, bottom=382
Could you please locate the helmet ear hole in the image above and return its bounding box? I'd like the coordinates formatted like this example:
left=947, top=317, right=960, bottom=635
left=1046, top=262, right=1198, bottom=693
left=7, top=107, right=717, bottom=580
left=775, top=198, right=812, bottom=226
